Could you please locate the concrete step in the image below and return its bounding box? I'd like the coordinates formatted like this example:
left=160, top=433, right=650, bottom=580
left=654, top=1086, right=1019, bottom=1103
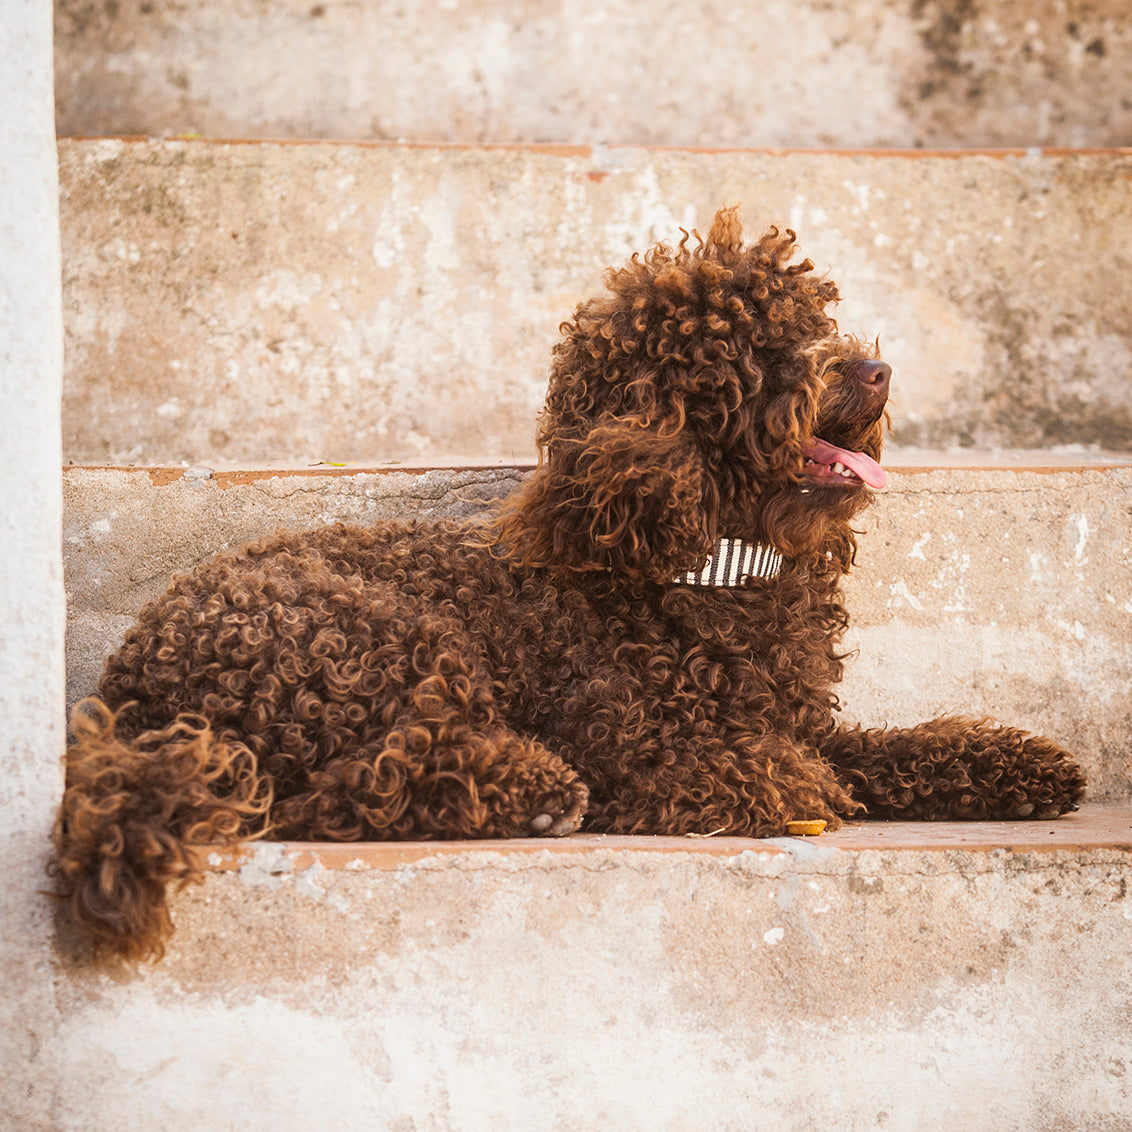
left=60, top=139, right=1132, bottom=464
left=64, top=458, right=1132, bottom=803
left=54, top=805, right=1132, bottom=1129
left=54, top=0, right=1132, bottom=149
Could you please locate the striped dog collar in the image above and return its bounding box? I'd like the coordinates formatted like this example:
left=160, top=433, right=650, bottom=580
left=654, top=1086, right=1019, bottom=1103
left=673, top=538, right=784, bottom=587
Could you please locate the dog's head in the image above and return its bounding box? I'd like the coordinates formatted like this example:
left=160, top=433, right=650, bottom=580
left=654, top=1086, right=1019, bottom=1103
left=498, top=207, right=889, bottom=581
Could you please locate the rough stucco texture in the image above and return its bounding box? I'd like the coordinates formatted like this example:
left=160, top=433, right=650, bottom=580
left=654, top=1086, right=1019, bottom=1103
left=62, top=462, right=1132, bottom=803
left=51, top=837, right=1132, bottom=1131
left=840, top=463, right=1132, bottom=802
left=58, top=140, right=1132, bottom=465
left=54, top=0, right=1132, bottom=149
left=57, top=140, right=1132, bottom=464
left=0, top=1, right=65, bottom=1129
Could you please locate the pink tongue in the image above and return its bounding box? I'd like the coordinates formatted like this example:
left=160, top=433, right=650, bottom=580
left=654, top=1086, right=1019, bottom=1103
left=803, top=439, right=887, bottom=489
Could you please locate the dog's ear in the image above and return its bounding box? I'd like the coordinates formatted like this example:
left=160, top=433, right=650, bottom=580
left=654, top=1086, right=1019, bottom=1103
left=495, top=416, right=718, bottom=582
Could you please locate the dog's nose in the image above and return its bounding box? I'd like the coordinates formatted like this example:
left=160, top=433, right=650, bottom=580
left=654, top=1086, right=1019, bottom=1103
left=855, top=360, right=891, bottom=395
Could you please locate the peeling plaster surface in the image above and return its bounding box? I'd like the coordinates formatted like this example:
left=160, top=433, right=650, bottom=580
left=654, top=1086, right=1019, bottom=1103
left=50, top=835, right=1132, bottom=1130
left=58, top=141, right=1132, bottom=464
left=54, top=0, right=1132, bottom=149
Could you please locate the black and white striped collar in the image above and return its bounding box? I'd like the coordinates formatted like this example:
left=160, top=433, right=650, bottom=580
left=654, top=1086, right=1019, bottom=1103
left=672, top=538, right=784, bottom=587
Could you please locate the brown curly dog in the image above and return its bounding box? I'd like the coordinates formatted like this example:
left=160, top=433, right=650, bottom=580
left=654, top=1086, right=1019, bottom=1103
left=53, top=207, right=1086, bottom=960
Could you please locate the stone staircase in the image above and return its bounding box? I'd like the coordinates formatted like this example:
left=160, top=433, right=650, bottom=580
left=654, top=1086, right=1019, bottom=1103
left=52, top=2, right=1132, bottom=1129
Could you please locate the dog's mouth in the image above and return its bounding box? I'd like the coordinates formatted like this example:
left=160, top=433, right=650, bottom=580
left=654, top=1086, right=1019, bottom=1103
left=801, top=438, right=886, bottom=490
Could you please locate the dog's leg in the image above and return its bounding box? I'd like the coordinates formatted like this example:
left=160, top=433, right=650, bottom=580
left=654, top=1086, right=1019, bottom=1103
left=581, top=731, right=861, bottom=837
left=94, top=556, right=591, bottom=842
left=821, top=716, right=1086, bottom=820
left=54, top=695, right=587, bottom=961
left=269, top=717, right=589, bottom=841
left=233, top=585, right=591, bottom=841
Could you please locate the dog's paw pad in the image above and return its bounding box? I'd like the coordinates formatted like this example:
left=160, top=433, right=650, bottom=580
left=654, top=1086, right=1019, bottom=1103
left=1014, top=798, right=1081, bottom=820
left=549, top=813, right=580, bottom=836
left=528, top=781, right=587, bottom=837
left=529, top=810, right=582, bottom=836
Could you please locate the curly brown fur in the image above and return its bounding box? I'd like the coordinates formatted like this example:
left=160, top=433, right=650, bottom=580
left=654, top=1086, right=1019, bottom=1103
left=52, top=701, right=272, bottom=961
left=494, top=213, right=852, bottom=577
left=823, top=717, right=1086, bottom=821
left=53, top=207, right=1086, bottom=961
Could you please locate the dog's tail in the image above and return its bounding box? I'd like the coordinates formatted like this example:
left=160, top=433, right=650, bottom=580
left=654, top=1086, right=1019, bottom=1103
left=51, top=699, right=272, bottom=961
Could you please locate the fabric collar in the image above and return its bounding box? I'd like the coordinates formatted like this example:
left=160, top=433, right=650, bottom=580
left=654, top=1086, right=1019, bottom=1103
left=672, top=537, right=784, bottom=587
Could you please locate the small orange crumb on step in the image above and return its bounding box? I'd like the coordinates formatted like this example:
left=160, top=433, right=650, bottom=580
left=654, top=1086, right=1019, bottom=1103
left=786, top=820, right=827, bottom=836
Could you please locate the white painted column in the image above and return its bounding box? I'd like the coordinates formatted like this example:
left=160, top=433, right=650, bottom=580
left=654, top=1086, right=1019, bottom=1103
left=0, top=0, right=65, bottom=1122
